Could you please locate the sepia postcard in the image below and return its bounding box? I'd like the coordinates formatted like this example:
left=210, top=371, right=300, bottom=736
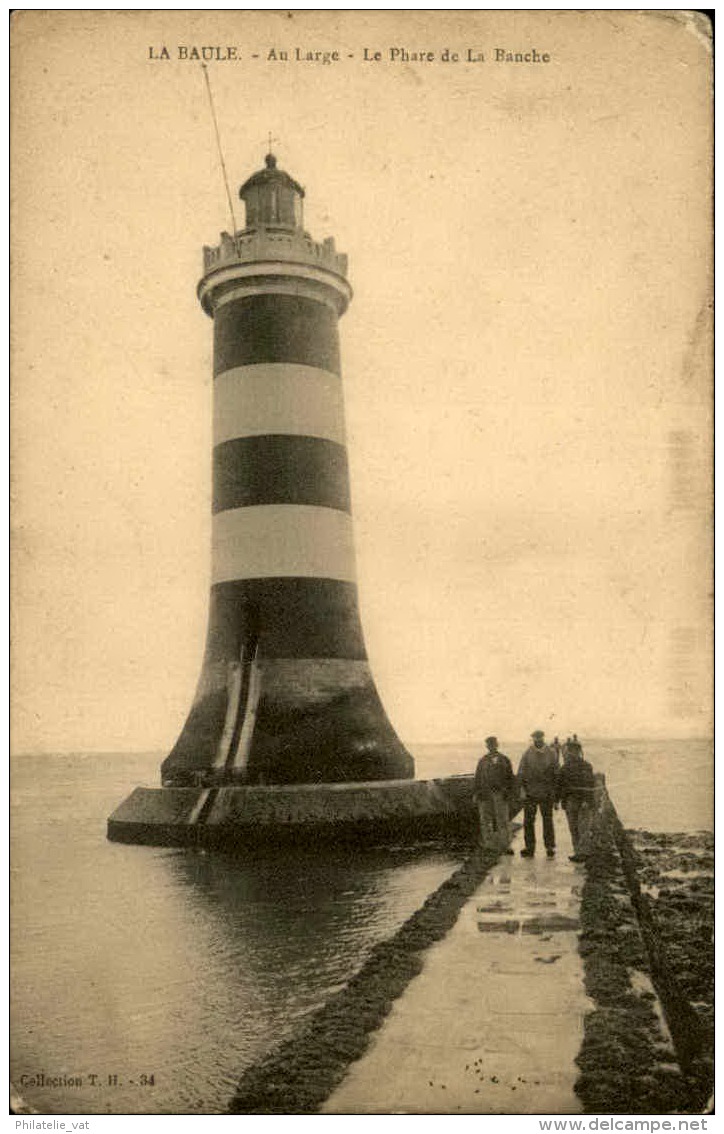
left=10, top=9, right=713, bottom=1119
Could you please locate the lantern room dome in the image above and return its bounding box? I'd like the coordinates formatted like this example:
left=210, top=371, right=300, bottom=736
left=238, top=152, right=305, bottom=231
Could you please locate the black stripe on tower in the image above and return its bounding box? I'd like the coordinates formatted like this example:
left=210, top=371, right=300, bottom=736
left=161, top=576, right=368, bottom=782
left=213, top=435, right=351, bottom=514
left=214, top=294, right=341, bottom=377
left=206, top=578, right=367, bottom=660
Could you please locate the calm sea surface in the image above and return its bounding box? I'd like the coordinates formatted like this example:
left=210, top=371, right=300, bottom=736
left=10, top=739, right=711, bottom=1115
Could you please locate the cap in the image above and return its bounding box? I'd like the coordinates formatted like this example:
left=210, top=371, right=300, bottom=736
left=531, top=730, right=545, bottom=739
left=485, top=736, right=498, bottom=747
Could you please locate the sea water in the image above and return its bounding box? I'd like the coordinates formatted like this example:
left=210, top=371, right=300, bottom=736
left=10, top=738, right=711, bottom=1114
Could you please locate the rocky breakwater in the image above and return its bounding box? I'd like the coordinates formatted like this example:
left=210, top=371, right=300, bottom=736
left=620, top=829, right=713, bottom=1101
left=576, top=790, right=713, bottom=1113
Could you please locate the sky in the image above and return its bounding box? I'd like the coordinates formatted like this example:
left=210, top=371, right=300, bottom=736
left=11, top=10, right=712, bottom=753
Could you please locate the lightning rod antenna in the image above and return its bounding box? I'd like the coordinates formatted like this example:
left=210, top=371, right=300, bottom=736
left=201, top=64, right=238, bottom=234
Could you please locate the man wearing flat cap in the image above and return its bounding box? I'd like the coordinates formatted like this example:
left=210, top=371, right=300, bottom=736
left=517, top=730, right=558, bottom=858
left=473, top=736, right=515, bottom=854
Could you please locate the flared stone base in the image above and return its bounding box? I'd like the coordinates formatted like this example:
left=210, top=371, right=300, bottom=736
left=162, top=655, right=415, bottom=786
left=107, top=775, right=476, bottom=849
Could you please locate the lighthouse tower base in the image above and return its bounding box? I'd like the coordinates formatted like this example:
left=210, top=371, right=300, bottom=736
left=107, top=776, right=477, bottom=848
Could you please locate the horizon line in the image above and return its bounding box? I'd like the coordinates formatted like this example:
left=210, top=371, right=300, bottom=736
left=11, top=734, right=714, bottom=759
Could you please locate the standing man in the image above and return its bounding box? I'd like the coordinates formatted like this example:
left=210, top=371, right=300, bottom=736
left=473, top=736, right=515, bottom=854
left=558, top=740, right=596, bottom=862
left=517, top=730, right=558, bottom=858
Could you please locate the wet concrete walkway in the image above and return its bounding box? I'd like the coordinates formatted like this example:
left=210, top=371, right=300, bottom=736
left=323, top=819, right=593, bottom=1114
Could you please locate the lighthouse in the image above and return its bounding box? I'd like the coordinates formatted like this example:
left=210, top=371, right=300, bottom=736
left=159, top=152, right=414, bottom=788
left=107, top=153, right=478, bottom=847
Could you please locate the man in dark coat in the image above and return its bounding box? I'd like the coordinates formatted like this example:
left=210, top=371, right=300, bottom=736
left=557, top=740, right=596, bottom=862
left=473, top=736, right=515, bottom=854
left=517, top=729, right=558, bottom=858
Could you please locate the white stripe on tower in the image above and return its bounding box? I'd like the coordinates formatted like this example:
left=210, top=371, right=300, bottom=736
left=214, top=363, right=346, bottom=446
left=211, top=505, right=357, bottom=585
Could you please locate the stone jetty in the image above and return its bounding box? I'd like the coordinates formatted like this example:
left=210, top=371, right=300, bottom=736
left=228, top=780, right=713, bottom=1114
